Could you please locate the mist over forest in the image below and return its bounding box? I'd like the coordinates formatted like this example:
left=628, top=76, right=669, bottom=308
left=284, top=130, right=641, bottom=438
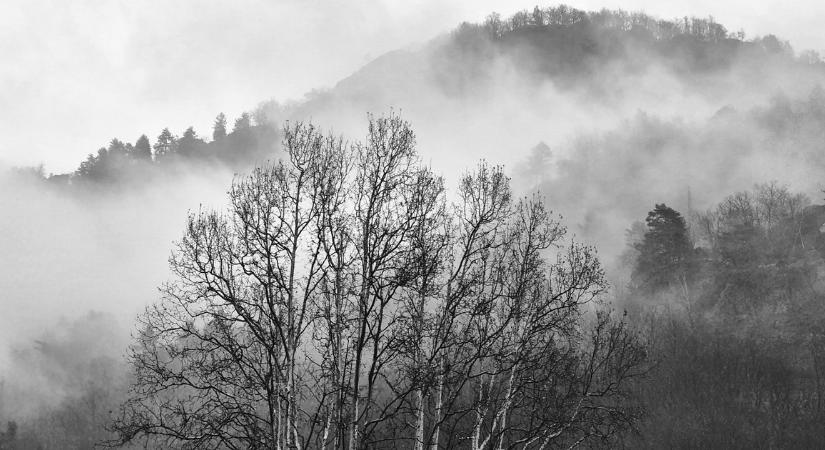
left=3, top=4, right=825, bottom=449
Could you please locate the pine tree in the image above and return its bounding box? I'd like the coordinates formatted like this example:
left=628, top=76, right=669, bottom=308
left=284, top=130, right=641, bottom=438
left=212, top=113, right=227, bottom=141
left=153, top=128, right=177, bottom=160
left=108, top=138, right=127, bottom=158
left=233, top=112, right=251, bottom=132
left=134, top=134, right=152, bottom=161
left=632, top=203, right=694, bottom=290
left=178, top=126, right=202, bottom=157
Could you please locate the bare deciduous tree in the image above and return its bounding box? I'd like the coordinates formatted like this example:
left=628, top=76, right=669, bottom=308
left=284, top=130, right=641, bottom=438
left=111, top=114, right=646, bottom=450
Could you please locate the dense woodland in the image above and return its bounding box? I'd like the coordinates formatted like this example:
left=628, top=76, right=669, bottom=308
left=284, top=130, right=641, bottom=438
left=4, top=4, right=825, bottom=449
left=623, top=185, right=825, bottom=448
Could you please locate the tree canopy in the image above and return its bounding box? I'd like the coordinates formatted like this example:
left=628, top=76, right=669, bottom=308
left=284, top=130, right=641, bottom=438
left=632, top=203, right=694, bottom=291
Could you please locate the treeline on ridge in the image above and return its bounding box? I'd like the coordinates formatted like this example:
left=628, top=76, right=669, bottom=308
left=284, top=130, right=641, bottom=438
left=19, top=4, right=825, bottom=188
left=19, top=111, right=277, bottom=189
left=433, top=5, right=822, bottom=94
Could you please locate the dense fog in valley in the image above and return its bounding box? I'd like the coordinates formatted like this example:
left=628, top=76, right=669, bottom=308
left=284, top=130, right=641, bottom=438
left=3, top=3, right=825, bottom=449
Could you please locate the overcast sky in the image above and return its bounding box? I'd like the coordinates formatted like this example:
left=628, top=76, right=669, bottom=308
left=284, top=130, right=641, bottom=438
left=1, top=0, right=822, bottom=173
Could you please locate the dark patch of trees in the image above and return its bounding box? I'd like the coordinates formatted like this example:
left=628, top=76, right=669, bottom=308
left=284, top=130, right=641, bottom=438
left=623, top=183, right=825, bottom=448
left=631, top=204, right=695, bottom=292
left=33, top=112, right=278, bottom=189
left=432, top=5, right=816, bottom=96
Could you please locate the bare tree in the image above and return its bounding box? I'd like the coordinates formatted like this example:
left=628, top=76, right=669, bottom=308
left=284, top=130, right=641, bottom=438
left=111, top=121, right=328, bottom=449
left=310, top=132, right=356, bottom=450
left=111, top=114, right=646, bottom=450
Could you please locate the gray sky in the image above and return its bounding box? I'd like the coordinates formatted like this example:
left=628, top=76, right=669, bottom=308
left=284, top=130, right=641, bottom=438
left=1, top=0, right=822, bottom=173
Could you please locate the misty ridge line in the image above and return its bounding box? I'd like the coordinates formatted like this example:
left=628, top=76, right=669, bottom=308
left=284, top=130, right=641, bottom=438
left=6, top=4, right=824, bottom=187
left=7, top=3, right=823, bottom=263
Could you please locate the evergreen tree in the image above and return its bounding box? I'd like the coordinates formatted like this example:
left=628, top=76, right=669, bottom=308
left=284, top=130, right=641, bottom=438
left=133, top=134, right=152, bottom=161
left=106, top=138, right=129, bottom=175
left=178, top=126, right=202, bottom=158
left=76, top=147, right=110, bottom=181
left=212, top=113, right=227, bottom=141
left=233, top=112, right=251, bottom=132
left=632, top=203, right=694, bottom=290
left=108, top=138, right=127, bottom=158
left=153, top=128, right=177, bottom=160
left=76, top=153, right=99, bottom=179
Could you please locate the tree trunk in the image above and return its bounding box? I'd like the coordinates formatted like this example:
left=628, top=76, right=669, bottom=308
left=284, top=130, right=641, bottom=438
left=429, top=358, right=444, bottom=450
left=415, top=389, right=426, bottom=450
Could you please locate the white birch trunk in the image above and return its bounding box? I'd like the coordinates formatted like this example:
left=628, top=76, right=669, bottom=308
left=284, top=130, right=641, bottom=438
left=415, top=389, right=426, bottom=450
left=429, top=359, right=444, bottom=450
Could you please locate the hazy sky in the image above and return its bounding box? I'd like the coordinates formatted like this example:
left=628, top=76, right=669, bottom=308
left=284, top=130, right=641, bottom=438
left=1, top=0, right=822, bottom=173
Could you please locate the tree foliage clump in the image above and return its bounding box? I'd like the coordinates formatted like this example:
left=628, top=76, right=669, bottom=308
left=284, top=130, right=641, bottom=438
left=632, top=204, right=694, bottom=291
left=111, top=114, right=647, bottom=449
